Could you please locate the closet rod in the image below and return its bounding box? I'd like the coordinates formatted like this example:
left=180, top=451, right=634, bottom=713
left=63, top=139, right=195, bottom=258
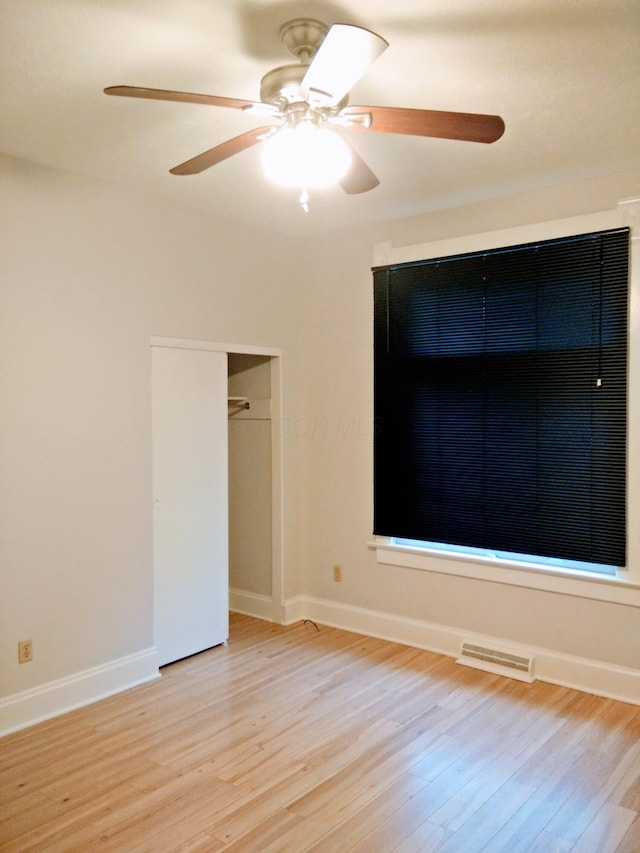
left=228, top=397, right=251, bottom=410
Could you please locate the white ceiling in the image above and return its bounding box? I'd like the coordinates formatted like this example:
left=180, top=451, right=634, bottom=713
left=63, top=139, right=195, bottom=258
left=2, top=0, right=639, bottom=237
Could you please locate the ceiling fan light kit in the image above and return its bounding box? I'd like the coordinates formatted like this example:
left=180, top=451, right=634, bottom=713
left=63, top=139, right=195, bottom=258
left=261, top=124, right=352, bottom=209
left=104, top=17, right=505, bottom=211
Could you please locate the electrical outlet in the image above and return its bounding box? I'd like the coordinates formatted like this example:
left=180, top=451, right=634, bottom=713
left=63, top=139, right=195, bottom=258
left=333, top=564, right=343, bottom=582
left=18, top=639, right=33, bottom=664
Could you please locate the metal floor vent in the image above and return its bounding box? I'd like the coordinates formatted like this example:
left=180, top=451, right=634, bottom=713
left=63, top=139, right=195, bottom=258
left=457, top=642, right=535, bottom=683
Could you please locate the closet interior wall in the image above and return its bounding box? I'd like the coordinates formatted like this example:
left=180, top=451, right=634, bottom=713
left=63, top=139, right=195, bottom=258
left=227, top=354, right=273, bottom=599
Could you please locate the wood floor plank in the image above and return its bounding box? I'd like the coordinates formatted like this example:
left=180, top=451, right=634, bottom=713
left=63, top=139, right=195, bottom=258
left=206, top=807, right=305, bottom=853
left=305, top=772, right=432, bottom=853
left=0, top=792, right=69, bottom=844
left=543, top=744, right=640, bottom=844
left=614, top=814, right=640, bottom=852
left=0, top=784, right=139, bottom=852
left=1, top=613, right=638, bottom=853
left=472, top=743, right=605, bottom=853
left=571, top=802, right=638, bottom=853
left=433, top=777, right=536, bottom=853
left=392, top=819, right=450, bottom=853
left=521, top=830, right=574, bottom=852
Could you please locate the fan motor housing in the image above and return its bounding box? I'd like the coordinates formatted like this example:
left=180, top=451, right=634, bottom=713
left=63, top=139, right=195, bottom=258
left=260, top=64, right=308, bottom=108
left=260, top=63, right=349, bottom=112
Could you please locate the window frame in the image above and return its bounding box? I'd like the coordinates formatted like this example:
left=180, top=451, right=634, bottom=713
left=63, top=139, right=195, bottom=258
left=371, top=201, right=640, bottom=608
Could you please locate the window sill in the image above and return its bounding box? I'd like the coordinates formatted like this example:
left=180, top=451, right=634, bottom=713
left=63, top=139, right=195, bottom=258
left=371, top=539, right=640, bottom=607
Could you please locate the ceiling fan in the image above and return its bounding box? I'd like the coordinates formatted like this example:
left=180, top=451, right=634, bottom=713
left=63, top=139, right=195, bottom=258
left=105, top=18, right=505, bottom=205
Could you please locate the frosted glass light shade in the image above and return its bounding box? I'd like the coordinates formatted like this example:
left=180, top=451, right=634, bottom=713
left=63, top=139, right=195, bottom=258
left=261, top=124, right=352, bottom=188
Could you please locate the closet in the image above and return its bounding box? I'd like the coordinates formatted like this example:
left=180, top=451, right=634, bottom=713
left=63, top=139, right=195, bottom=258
left=151, top=340, right=281, bottom=667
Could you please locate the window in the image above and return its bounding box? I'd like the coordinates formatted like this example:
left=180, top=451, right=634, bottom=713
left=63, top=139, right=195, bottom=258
left=373, top=228, right=629, bottom=573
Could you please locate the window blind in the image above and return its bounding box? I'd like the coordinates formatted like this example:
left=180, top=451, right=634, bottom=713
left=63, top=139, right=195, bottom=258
left=373, top=228, right=629, bottom=567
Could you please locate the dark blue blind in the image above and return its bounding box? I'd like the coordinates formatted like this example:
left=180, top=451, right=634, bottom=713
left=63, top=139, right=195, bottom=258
left=373, top=228, right=628, bottom=567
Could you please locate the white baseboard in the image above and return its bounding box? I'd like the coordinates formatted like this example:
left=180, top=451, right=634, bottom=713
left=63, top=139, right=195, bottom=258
left=282, top=594, right=306, bottom=625
left=229, top=588, right=275, bottom=621
left=0, top=648, right=160, bottom=737
left=284, top=595, right=640, bottom=706
left=7, top=595, right=634, bottom=738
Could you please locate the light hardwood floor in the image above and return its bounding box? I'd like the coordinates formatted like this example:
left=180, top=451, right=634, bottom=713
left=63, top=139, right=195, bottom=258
left=1, top=613, right=639, bottom=852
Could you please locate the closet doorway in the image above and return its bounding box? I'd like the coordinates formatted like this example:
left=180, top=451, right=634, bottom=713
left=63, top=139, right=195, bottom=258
left=151, top=338, right=284, bottom=667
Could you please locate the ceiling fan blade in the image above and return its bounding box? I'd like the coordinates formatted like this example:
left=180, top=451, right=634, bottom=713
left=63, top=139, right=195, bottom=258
left=339, top=142, right=380, bottom=194
left=104, top=85, right=255, bottom=111
left=343, top=105, right=505, bottom=143
left=301, top=24, right=388, bottom=105
left=169, top=127, right=272, bottom=175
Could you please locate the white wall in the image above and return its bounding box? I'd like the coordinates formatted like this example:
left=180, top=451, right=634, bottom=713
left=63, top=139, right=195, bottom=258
left=297, top=170, right=640, bottom=690
left=2, top=154, right=639, bottom=732
left=0, top=155, right=304, bottom=727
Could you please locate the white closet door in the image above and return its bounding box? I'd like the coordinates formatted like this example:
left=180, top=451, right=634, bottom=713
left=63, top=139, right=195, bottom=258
left=152, top=346, right=229, bottom=666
